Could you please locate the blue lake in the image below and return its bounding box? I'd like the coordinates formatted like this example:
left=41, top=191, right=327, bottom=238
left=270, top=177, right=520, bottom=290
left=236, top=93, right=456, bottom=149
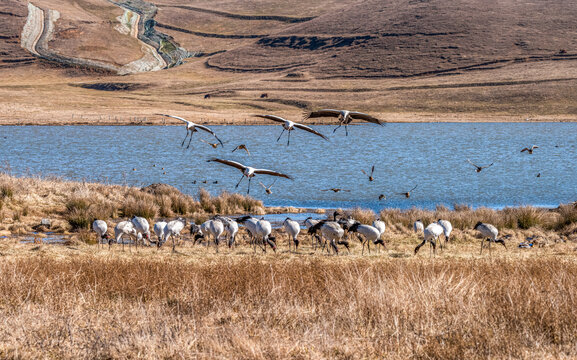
left=0, top=123, right=575, bottom=211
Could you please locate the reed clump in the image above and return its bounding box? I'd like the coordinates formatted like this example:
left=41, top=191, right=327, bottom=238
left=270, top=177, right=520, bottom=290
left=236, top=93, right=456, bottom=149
left=349, top=207, right=377, bottom=224
left=0, top=253, right=576, bottom=359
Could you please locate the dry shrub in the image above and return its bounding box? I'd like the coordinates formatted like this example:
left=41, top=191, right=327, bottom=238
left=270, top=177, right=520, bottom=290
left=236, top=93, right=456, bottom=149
left=553, top=203, right=577, bottom=231
left=198, top=188, right=263, bottom=214
left=0, top=183, right=14, bottom=199
left=121, top=190, right=158, bottom=219
left=170, top=195, right=189, bottom=215
left=156, top=194, right=173, bottom=218
left=65, top=196, right=116, bottom=230
left=349, top=207, right=376, bottom=224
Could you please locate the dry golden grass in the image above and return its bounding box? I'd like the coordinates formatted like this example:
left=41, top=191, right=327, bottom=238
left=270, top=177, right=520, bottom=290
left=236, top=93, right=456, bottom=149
left=378, top=204, right=577, bottom=240
left=0, top=239, right=577, bottom=359
left=0, top=173, right=265, bottom=234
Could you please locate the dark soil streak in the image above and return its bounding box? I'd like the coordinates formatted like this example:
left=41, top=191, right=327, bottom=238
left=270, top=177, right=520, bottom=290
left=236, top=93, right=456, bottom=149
left=156, top=23, right=266, bottom=39
left=159, top=5, right=315, bottom=23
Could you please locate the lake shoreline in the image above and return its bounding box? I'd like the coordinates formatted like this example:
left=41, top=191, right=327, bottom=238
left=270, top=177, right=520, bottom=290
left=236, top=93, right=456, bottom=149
left=1, top=113, right=576, bottom=126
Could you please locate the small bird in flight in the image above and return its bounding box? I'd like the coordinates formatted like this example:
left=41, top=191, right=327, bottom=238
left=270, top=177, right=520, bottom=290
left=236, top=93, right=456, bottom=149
left=200, top=139, right=220, bottom=149
left=207, top=158, right=292, bottom=194
left=232, top=144, right=250, bottom=155
left=399, top=185, right=418, bottom=198
left=521, top=145, right=539, bottom=154
left=361, top=165, right=375, bottom=181
left=321, top=188, right=350, bottom=193
left=259, top=179, right=277, bottom=195
left=467, top=159, right=494, bottom=173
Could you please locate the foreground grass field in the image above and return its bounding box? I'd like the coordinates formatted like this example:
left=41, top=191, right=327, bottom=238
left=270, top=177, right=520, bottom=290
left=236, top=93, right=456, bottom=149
left=0, top=241, right=577, bottom=359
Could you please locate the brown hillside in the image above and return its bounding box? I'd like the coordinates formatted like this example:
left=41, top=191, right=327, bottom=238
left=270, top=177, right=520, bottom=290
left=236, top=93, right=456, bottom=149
left=208, top=0, right=577, bottom=77
left=1, top=0, right=577, bottom=123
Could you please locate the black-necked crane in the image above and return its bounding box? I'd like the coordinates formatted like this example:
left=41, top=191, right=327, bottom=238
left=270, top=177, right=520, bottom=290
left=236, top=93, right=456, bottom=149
left=474, top=222, right=506, bottom=255
left=361, top=165, right=375, bottom=181
left=153, top=220, right=167, bottom=247
left=256, top=218, right=276, bottom=252
left=372, top=219, right=386, bottom=248
left=253, top=114, right=328, bottom=146
left=283, top=217, right=301, bottom=251
left=259, top=179, right=277, bottom=195
left=303, top=109, right=384, bottom=136
left=399, top=185, right=418, bottom=198
left=413, top=219, right=424, bottom=233
left=236, top=215, right=260, bottom=251
left=467, top=159, right=494, bottom=173
left=345, top=221, right=383, bottom=255
left=521, top=145, right=539, bottom=154
left=216, top=216, right=239, bottom=248
left=199, top=219, right=225, bottom=252
left=308, top=220, right=349, bottom=255
left=207, top=158, right=293, bottom=194
left=232, top=144, right=250, bottom=155
left=131, top=215, right=151, bottom=247
left=303, top=217, right=321, bottom=249
left=92, top=220, right=110, bottom=248
left=164, top=217, right=187, bottom=252
left=156, top=113, right=223, bottom=149
left=414, top=223, right=444, bottom=256
left=114, top=220, right=140, bottom=251
left=378, top=194, right=386, bottom=201
left=437, top=219, right=453, bottom=245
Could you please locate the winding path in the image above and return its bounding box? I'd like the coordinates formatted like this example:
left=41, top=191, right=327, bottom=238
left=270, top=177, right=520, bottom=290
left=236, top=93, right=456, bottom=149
left=20, top=1, right=190, bottom=75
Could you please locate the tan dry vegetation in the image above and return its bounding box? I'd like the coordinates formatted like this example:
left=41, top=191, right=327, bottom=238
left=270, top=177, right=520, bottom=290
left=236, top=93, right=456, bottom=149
left=1, top=242, right=577, bottom=358
left=0, top=173, right=264, bottom=234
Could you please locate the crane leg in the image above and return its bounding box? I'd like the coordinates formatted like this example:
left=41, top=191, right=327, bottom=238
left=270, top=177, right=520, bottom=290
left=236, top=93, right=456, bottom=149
left=247, top=177, right=252, bottom=194
left=287, top=130, right=291, bottom=146
left=235, top=174, right=245, bottom=188
left=276, top=128, right=285, bottom=142
left=186, top=133, right=194, bottom=149
left=480, top=239, right=484, bottom=255
left=345, top=125, right=349, bottom=136
left=332, top=124, right=342, bottom=133
left=181, top=130, right=189, bottom=147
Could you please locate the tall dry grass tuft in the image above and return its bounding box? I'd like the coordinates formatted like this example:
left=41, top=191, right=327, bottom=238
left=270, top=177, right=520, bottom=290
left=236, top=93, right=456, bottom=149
left=349, top=207, right=376, bottom=224
left=553, top=203, right=577, bottom=231
left=378, top=204, right=574, bottom=234
left=1, top=254, right=576, bottom=359
left=121, top=190, right=158, bottom=219
left=0, top=183, right=14, bottom=199
left=198, top=188, right=264, bottom=215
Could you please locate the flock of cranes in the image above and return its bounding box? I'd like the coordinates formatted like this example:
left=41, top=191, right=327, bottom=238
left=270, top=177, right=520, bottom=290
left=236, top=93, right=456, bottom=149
left=155, top=109, right=386, bottom=195
left=91, top=108, right=533, bottom=256
left=92, top=211, right=506, bottom=257
left=154, top=111, right=541, bottom=200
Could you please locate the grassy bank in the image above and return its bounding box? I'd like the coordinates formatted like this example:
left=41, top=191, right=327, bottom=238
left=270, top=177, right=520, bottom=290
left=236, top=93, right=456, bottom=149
left=0, top=172, right=265, bottom=235
left=0, top=246, right=577, bottom=358
left=1, top=173, right=576, bottom=245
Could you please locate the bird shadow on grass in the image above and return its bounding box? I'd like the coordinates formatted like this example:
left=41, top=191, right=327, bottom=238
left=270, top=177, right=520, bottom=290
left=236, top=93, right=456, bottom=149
left=389, top=252, right=410, bottom=258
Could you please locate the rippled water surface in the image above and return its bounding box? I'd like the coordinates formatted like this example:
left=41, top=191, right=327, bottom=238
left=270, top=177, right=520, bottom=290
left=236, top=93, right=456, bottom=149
left=1, top=123, right=576, bottom=211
